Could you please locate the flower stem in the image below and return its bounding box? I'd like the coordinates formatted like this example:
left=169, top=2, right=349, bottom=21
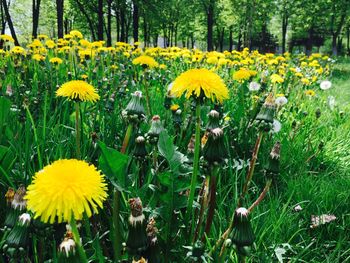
left=202, top=166, right=219, bottom=240
left=186, top=101, right=201, bottom=240
left=75, top=102, right=81, bottom=159
left=248, top=179, right=272, bottom=213
left=70, top=216, right=88, bottom=263
left=143, top=72, right=152, bottom=116
left=238, top=131, right=264, bottom=207
left=112, top=189, right=121, bottom=261
left=120, top=123, right=133, bottom=154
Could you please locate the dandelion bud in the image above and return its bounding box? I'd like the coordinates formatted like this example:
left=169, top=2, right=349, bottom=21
left=4, top=214, right=31, bottom=255
left=203, top=128, right=227, bottom=164
left=58, top=233, right=78, bottom=262
left=256, top=94, right=276, bottom=131
left=5, top=188, right=15, bottom=205
left=132, top=257, right=148, bottom=263
left=133, top=136, right=148, bottom=159
left=265, top=141, right=281, bottom=178
left=187, top=135, right=196, bottom=154
left=126, top=198, right=148, bottom=255
left=146, top=115, right=165, bottom=144
left=172, top=109, right=183, bottom=128
left=18, top=213, right=31, bottom=226
left=230, top=208, right=255, bottom=248
left=124, top=91, right=146, bottom=122
left=12, top=186, right=27, bottom=211
left=207, top=110, right=220, bottom=130
left=146, top=218, right=158, bottom=245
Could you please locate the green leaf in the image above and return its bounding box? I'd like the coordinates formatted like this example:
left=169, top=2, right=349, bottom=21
left=98, top=141, right=129, bottom=192
left=0, top=97, right=11, bottom=128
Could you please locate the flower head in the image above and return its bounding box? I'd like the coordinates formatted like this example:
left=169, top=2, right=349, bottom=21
left=320, top=80, right=332, bottom=90
left=56, top=80, right=100, bottom=102
left=170, top=68, right=229, bottom=103
left=132, top=55, right=159, bottom=68
left=270, top=74, right=284, bottom=84
left=25, top=159, right=108, bottom=223
left=233, top=68, right=252, bottom=82
left=50, top=57, right=63, bottom=65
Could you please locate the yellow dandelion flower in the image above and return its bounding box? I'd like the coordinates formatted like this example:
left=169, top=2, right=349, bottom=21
left=170, top=104, right=180, bottom=111
left=70, top=30, right=83, bottom=39
left=11, top=46, right=26, bottom=55
left=81, top=74, right=88, bottom=80
left=32, top=54, right=45, bottom=61
left=270, top=74, right=284, bottom=84
left=0, top=34, right=14, bottom=42
left=233, top=68, right=252, bottom=82
left=170, top=68, right=229, bottom=103
left=305, top=90, right=316, bottom=96
left=301, top=78, right=310, bottom=85
left=37, top=34, right=48, bottom=40
left=25, top=159, right=108, bottom=223
left=56, top=80, right=100, bottom=102
left=159, top=64, right=167, bottom=69
left=45, top=40, right=55, bottom=49
left=49, top=57, right=63, bottom=65
left=132, top=55, right=159, bottom=68
left=206, top=56, right=218, bottom=64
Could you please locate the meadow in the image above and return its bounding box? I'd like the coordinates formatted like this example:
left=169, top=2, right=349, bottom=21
left=0, top=32, right=349, bottom=262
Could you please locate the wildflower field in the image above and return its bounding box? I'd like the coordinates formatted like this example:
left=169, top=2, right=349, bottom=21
left=0, top=33, right=349, bottom=263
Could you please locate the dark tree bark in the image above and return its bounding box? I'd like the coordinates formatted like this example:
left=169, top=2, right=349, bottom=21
left=305, top=27, right=313, bottom=56
left=107, top=0, right=112, bottom=46
left=97, top=0, right=104, bottom=40
left=281, top=13, right=288, bottom=54
left=32, top=0, right=41, bottom=39
left=218, top=27, right=224, bottom=52
left=0, top=1, right=6, bottom=48
left=229, top=27, right=233, bottom=52
left=132, top=0, right=139, bottom=42
left=2, top=0, right=19, bottom=45
left=237, top=28, right=242, bottom=51
left=206, top=0, right=214, bottom=51
left=75, top=0, right=97, bottom=40
left=56, top=0, right=64, bottom=38
left=120, top=9, right=126, bottom=42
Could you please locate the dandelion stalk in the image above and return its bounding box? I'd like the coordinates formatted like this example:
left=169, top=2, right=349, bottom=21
left=25, top=104, right=42, bottom=169
left=121, top=124, right=133, bottom=154
left=70, top=216, right=88, bottom=263
left=202, top=165, right=219, bottom=240
left=186, top=100, right=201, bottom=239
left=248, top=179, right=272, bottom=213
left=238, top=131, right=264, bottom=207
left=75, top=102, right=81, bottom=159
left=143, top=72, right=152, bottom=116
left=112, top=124, right=132, bottom=261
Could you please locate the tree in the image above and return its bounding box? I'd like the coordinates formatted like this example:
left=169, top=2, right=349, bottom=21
left=2, top=0, right=19, bottom=45
left=32, top=0, right=41, bottom=38
left=97, top=0, right=103, bottom=40
left=56, top=0, right=64, bottom=38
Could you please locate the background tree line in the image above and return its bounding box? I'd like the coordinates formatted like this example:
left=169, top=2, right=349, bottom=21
left=1, top=0, right=350, bottom=55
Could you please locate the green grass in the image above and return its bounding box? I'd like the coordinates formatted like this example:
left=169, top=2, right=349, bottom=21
left=244, top=61, right=350, bottom=262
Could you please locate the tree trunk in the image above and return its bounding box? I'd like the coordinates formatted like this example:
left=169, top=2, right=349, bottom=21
left=97, top=0, right=103, bottom=40
left=120, top=9, right=126, bottom=42
left=0, top=1, right=6, bottom=48
left=305, top=27, right=313, bottom=56
left=332, top=34, right=338, bottom=56
left=219, top=28, right=224, bottom=52
left=2, top=0, right=19, bottom=45
left=229, top=27, right=233, bottom=52
left=206, top=0, right=214, bottom=51
left=132, top=0, right=139, bottom=42
left=56, top=0, right=64, bottom=38
left=237, top=28, right=242, bottom=51
left=281, top=13, right=288, bottom=54
left=32, top=0, right=41, bottom=39
left=107, top=0, right=112, bottom=46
